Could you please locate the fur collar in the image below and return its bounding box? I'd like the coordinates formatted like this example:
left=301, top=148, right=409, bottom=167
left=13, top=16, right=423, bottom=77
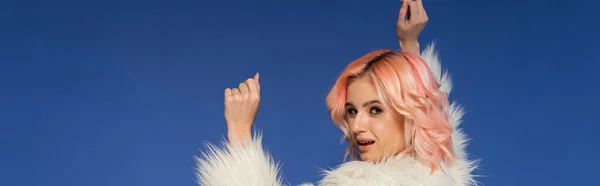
left=314, top=157, right=454, bottom=186
left=307, top=148, right=476, bottom=186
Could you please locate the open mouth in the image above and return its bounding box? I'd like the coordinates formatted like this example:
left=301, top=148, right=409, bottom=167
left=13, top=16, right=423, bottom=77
left=357, top=140, right=375, bottom=146
left=357, top=140, right=375, bottom=152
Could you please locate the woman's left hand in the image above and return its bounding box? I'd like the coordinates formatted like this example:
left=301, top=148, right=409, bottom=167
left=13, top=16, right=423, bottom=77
left=396, top=0, right=428, bottom=53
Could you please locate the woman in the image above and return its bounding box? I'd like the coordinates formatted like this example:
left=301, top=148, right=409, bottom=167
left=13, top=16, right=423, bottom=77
left=195, top=1, right=478, bottom=185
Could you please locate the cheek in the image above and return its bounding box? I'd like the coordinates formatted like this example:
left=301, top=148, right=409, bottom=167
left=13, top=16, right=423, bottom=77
left=372, top=116, right=405, bottom=147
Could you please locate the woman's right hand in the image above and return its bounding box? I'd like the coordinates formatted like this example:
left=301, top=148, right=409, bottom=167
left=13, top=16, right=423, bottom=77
left=224, top=73, right=261, bottom=144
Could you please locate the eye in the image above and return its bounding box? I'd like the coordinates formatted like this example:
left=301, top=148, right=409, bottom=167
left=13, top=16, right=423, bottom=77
left=346, top=108, right=357, bottom=117
left=369, top=107, right=383, bottom=115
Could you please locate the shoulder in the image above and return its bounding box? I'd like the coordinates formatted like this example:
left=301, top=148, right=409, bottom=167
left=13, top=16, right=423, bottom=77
left=317, top=157, right=454, bottom=186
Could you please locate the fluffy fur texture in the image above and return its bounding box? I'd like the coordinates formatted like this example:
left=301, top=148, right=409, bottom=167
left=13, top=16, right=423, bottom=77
left=194, top=42, right=478, bottom=186
left=195, top=133, right=283, bottom=186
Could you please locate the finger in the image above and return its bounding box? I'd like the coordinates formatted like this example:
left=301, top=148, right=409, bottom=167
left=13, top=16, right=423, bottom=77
left=224, top=88, right=232, bottom=104
left=253, top=73, right=260, bottom=91
left=232, top=88, right=240, bottom=96
left=225, top=88, right=232, bottom=97
left=239, top=82, right=249, bottom=94
left=408, top=1, right=419, bottom=24
left=416, top=0, right=427, bottom=21
left=398, top=0, right=408, bottom=21
left=246, top=78, right=258, bottom=93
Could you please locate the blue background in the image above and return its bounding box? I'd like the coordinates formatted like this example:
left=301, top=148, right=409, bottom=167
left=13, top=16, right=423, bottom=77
left=1, top=0, right=598, bottom=185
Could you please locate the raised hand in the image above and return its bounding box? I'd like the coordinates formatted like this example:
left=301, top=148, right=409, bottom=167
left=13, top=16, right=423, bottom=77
left=396, top=0, right=428, bottom=53
left=224, top=73, right=260, bottom=143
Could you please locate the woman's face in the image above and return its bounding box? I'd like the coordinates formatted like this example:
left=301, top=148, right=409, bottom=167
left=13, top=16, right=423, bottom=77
left=345, top=75, right=406, bottom=162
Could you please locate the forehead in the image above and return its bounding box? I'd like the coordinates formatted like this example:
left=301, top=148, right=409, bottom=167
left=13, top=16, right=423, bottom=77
left=346, top=76, right=380, bottom=104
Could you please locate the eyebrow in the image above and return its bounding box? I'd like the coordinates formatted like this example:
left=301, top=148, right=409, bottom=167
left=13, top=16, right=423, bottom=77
left=345, top=100, right=382, bottom=108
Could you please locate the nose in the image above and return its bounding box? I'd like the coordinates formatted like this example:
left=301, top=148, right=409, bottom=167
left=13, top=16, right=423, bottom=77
left=350, top=113, right=368, bottom=134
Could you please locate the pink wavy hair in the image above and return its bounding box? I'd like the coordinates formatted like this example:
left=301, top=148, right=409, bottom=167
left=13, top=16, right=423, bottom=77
left=325, top=49, right=455, bottom=172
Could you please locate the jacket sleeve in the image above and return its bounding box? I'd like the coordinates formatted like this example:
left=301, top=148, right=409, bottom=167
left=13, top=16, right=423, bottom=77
left=194, top=133, right=284, bottom=186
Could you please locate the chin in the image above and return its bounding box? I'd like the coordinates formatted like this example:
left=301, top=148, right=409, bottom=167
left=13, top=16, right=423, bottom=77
left=358, top=152, right=379, bottom=162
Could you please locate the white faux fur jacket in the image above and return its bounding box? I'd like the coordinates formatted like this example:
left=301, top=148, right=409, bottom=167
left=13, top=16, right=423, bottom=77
left=195, top=43, right=478, bottom=186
